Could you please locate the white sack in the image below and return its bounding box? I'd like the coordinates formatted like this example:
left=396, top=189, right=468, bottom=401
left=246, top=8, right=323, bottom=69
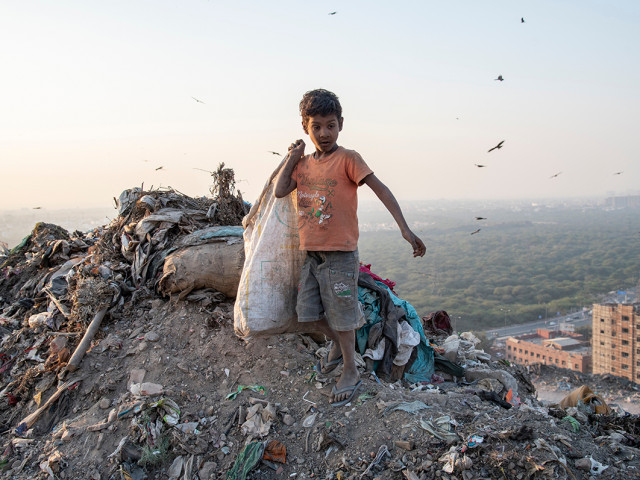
left=233, top=157, right=306, bottom=338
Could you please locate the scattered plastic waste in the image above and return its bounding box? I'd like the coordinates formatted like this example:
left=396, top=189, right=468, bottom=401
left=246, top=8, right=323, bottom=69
left=562, top=415, right=580, bottom=432
left=559, top=385, right=612, bottom=415
left=590, top=457, right=609, bottom=475
left=226, top=441, right=265, bottom=480
left=383, top=400, right=432, bottom=416
left=419, top=416, right=459, bottom=444
left=226, top=385, right=266, bottom=400
left=361, top=444, right=390, bottom=477
left=464, top=434, right=484, bottom=450
left=263, top=439, right=286, bottom=464
left=302, top=413, right=318, bottom=428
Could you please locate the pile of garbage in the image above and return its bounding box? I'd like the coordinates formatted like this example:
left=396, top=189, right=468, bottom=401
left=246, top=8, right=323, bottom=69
left=1, top=172, right=639, bottom=479
left=532, top=363, right=640, bottom=413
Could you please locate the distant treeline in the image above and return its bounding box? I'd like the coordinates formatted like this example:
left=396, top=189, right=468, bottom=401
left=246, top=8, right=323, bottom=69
left=358, top=202, right=640, bottom=332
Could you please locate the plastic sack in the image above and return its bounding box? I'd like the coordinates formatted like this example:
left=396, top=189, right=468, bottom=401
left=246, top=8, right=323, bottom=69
left=559, top=385, right=612, bottom=415
left=233, top=157, right=306, bottom=338
left=158, top=241, right=245, bottom=299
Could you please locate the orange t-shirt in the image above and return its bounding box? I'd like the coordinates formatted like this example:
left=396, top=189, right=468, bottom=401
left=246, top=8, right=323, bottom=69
left=292, top=146, right=373, bottom=251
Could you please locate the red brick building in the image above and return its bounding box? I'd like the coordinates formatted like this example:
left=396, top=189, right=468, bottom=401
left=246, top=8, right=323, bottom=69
left=505, top=328, right=591, bottom=373
left=592, top=303, right=640, bottom=383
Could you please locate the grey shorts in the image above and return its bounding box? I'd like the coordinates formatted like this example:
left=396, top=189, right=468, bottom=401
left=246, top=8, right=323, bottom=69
left=296, top=250, right=365, bottom=332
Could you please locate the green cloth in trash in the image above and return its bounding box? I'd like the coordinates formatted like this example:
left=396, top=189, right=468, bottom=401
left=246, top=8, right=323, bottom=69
left=226, top=441, right=265, bottom=480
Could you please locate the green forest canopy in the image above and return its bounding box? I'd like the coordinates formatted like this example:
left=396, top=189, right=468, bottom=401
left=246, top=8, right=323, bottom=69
left=357, top=200, right=640, bottom=332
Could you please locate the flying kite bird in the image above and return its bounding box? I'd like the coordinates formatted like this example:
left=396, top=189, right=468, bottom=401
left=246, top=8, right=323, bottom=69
left=155, top=166, right=164, bottom=171
left=33, top=206, right=42, bottom=210
left=470, top=229, right=481, bottom=235
left=521, top=17, right=525, bottom=23
left=487, top=140, right=504, bottom=152
left=613, top=171, right=623, bottom=175
left=474, top=164, right=487, bottom=168
left=268, top=151, right=282, bottom=156
left=191, top=96, right=205, bottom=104
left=328, top=11, right=337, bottom=15
left=549, top=171, right=562, bottom=179
left=494, top=75, right=504, bottom=81
left=475, top=217, right=487, bottom=220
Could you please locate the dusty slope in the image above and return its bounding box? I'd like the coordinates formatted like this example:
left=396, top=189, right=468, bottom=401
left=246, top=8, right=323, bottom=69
left=2, top=296, right=639, bottom=480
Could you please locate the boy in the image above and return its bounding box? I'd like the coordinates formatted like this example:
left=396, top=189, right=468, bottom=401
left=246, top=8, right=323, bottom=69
left=275, top=89, right=425, bottom=406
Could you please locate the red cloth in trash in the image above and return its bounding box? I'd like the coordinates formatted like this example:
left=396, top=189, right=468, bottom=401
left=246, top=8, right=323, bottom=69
left=359, top=264, right=396, bottom=294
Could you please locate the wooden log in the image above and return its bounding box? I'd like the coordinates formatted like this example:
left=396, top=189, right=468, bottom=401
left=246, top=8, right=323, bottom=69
left=65, top=307, right=108, bottom=373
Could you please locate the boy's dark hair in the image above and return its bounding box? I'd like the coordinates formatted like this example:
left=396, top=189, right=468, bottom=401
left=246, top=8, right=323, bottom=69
left=299, top=89, right=342, bottom=124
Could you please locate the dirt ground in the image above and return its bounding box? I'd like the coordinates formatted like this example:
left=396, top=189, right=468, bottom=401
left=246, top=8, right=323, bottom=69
left=1, top=296, right=639, bottom=480
left=1, top=185, right=640, bottom=480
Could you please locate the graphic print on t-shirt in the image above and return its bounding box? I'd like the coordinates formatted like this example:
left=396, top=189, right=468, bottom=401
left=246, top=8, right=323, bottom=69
left=296, top=173, right=337, bottom=230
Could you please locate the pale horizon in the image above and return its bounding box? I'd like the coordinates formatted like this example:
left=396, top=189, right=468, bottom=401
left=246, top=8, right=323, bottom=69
left=2, top=1, right=639, bottom=211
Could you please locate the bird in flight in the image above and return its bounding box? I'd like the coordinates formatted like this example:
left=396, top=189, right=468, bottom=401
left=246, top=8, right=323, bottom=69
left=475, top=164, right=487, bottom=168
left=33, top=206, right=42, bottom=210
left=410, top=271, right=432, bottom=277
left=475, top=216, right=487, bottom=220
left=328, top=11, right=337, bottom=15
left=494, top=75, right=504, bottom=81
left=549, top=171, right=562, bottom=179
left=191, top=96, right=205, bottom=104
left=155, top=166, right=164, bottom=171
left=268, top=151, right=282, bottom=156
left=470, top=229, right=481, bottom=235
left=488, top=140, right=504, bottom=152
left=613, top=171, right=623, bottom=175
left=521, top=17, right=525, bottom=23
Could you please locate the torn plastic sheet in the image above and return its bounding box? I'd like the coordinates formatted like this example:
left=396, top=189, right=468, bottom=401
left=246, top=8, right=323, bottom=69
left=383, top=400, right=432, bottom=416
left=419, top=415, right=459, bottom=444
left=149, top=398, right=181, bottom=426
left=241, top=404, right=272, bottom=437
left=117, top=188, right=142, bottom=216
left=590, top=457, right=609, bottom=475
left=47, top=256, right=88, bottom=297
left=134, top=208, right=201, bottom=239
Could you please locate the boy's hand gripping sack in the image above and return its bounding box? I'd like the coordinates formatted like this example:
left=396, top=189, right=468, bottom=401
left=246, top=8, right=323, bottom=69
left=233, top=157, right=306, bottom=337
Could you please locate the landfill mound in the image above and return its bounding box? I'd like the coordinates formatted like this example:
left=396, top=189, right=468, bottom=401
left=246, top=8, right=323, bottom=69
left=1, top=176, right=639, bottom=480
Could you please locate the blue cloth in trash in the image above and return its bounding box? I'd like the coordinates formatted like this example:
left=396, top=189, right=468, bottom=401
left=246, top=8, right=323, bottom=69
left=357, top=280, right=434, bottom=383
left=194, top=226, right=244, bottom=239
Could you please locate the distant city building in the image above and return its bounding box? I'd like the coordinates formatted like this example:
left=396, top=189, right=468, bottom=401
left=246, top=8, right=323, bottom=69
left=592, top=302, right=640, bottom=383
left=505, top=329, right=591, bottom=373
left=604, top=195, right=640, bottom=209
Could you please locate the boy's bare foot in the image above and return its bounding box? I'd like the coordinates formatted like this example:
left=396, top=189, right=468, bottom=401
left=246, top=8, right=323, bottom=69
left=330, top=366, right=360, bottom=405
left=327, top=341, right=342, bottom=363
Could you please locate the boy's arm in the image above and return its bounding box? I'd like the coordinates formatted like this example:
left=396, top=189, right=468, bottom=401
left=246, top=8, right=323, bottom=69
left=363, top=173, right=426, bottom=257
left=274, top=140, right=305, bottom=198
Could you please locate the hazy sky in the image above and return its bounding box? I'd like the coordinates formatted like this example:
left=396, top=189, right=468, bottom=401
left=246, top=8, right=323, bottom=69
left=2, top=1, right=639, bottom=210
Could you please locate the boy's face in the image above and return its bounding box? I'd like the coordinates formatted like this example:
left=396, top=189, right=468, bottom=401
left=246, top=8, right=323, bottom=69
left=303, top=114, right=343, bottom=154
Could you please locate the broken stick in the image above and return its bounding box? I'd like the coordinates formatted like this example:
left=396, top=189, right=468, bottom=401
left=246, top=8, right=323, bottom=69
left=64, top=307, right=108, bottom=374
left=18, top=380, right=73, bottom=429
left=44, top=288, right=71, bottom=319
